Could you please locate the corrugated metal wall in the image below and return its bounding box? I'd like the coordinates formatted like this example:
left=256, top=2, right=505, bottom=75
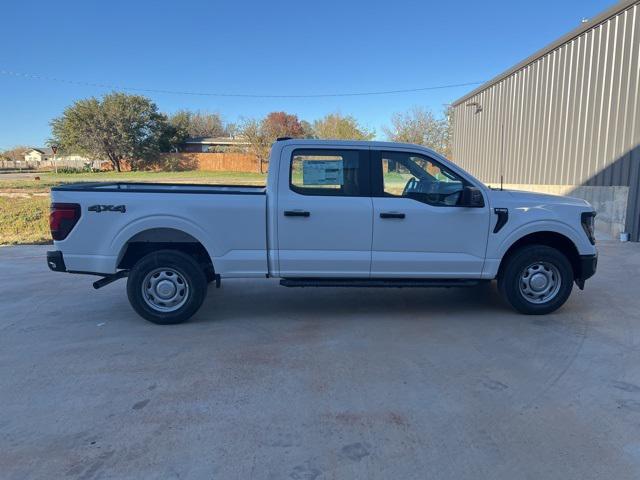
left=452, top=1, right=640, bottom=239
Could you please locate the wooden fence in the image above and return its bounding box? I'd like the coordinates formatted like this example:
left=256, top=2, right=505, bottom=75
left=159, top=152, right=260, bottom=173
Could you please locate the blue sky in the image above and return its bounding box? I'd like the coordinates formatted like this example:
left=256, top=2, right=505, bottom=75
left=0, top=0, right=615, bottom=149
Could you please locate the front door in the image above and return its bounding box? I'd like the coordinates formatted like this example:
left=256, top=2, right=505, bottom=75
left=370, top=150, right=490, bottom=278
left=277, top=146, right=373, bottom=277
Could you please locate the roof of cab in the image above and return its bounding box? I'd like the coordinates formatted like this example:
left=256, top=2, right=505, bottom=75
left=274, top=138, right=442, bottom=157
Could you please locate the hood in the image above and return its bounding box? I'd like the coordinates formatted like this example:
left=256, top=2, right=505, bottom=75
left=499, top=189, right=591, bottom=208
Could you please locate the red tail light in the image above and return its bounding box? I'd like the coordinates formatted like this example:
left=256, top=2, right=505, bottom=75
left=50, top=203, right=81, bottom=241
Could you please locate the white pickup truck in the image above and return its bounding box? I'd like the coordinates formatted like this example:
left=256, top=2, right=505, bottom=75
left=47, top=139, right=597, bottom=324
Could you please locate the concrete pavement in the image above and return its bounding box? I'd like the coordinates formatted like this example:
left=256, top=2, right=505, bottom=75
left=1, top=241, right=640, bottom=479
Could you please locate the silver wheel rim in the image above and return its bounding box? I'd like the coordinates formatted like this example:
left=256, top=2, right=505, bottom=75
left=519, top=261, right=562, bottom=304
left=142, top=267, right=189, bottom=312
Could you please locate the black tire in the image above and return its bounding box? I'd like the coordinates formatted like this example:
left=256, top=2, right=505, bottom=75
left=498, top=245, right=574, bottom=315
left=127, top=250, right=207, bottom=325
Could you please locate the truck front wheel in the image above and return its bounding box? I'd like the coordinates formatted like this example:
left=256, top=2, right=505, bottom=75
left=498, top=245, right=574, bottom=315
left=127, top=250, right=207, bottom=324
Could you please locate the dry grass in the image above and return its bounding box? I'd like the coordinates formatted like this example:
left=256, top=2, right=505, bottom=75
left=0, top=196, right=51, bottom=245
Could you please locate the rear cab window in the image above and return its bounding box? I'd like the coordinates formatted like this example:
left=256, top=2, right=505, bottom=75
left=290, top=149, right=370, bottom=197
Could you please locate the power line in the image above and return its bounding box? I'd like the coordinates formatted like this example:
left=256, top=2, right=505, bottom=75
left=0, top=69, right=484, bottom=98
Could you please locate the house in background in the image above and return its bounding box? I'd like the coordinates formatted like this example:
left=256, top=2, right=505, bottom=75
left=181, top=136, right=250, bottom=153
left=24, top=147, right=53, bottom=164
left=23, top=147, right=99, bottom=170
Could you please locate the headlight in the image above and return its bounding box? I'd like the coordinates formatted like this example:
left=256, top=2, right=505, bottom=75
left=581, top=211, right=596, bottom=245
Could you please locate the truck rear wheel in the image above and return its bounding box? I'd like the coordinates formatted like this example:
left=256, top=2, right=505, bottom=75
left=127, top=250, right=207, bottom=324
left=498, top=245, right=573, bottom=315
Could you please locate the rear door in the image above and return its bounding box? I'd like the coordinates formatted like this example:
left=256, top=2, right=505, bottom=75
left=276, top=146, right=373, bottom=277
left=370, top=149, right=490, bottom=278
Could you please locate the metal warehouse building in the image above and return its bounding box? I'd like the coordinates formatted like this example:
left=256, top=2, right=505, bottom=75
left=452, top=0, right=640, bottom=241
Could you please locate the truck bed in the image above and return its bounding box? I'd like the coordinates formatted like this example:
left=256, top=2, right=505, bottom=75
left=50, top=181, right=268, bottom=277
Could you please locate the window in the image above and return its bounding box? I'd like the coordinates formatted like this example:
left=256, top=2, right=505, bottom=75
left=379, top=151, right=466, bottom=206
left=290, top=149, right=368, bottom=196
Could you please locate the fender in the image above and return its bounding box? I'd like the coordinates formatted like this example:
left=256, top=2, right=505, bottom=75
left=494, top=219, right=587, bottom=260
left=480, top=219, right=588, bottom=279
left=110, top=214, right=216, bottom=266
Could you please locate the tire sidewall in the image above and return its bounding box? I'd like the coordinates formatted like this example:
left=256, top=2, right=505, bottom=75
left=127, top=250, right=207, bottom=324
left=499, top=245, right=574, bottom=315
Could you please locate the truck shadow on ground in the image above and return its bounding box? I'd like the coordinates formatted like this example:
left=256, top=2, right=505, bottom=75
left=194, top=280, right=511, bottom=324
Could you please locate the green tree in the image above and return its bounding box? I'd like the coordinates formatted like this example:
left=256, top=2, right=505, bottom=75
left=191, top=111, right=226, bottom=137
left=299, top=120, right=315, bottom=139
left=160, top=110, right=228, bottom=152
left=383, top=107, right=449, bottom=156
left=312, top=112, right=375, bottom=140
left=50, top=92, right=167, bottom=171
left=171, top=110, right=226, bottom=138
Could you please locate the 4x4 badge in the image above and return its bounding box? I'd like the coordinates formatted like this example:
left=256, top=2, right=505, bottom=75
left=88, top=205, right=126, bottom=213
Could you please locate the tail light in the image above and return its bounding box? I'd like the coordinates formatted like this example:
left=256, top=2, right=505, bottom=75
left=50, top=203, right=81, bottom=241
left=581, top=211, right=596, bottom=245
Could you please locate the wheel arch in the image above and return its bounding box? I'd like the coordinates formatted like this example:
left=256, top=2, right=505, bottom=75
left=115, top=225, right=215, bottom=281
left=497, top=230, right=582, bottom=280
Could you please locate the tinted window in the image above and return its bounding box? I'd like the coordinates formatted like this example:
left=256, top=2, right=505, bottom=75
left=290, top=149, right=368, bottom=196
left=380, top=151, right=465, bottom=206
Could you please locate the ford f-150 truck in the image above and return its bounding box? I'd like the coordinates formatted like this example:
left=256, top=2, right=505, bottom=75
left=47, top=139, right=597, bottom=324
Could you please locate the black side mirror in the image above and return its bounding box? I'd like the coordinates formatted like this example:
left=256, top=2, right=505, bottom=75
left=459, top=186, right=485, bottom=207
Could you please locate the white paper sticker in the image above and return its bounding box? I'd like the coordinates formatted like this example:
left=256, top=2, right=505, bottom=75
left=302, top=160, right=343, bottom=185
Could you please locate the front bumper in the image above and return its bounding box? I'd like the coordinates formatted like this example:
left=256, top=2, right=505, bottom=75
left=47, top=250, right=66, bottom=272
left=575, top=253, right=598, bottom=289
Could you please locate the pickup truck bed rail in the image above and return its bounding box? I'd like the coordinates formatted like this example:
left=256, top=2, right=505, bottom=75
left=51, top=182, right=266, bottom=195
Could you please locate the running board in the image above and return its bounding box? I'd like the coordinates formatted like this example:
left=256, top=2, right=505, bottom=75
left=280, top=278, right=480, bottom=288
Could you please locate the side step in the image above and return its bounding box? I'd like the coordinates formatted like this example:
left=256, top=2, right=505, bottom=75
left=280, top=278, right=481, bottom=288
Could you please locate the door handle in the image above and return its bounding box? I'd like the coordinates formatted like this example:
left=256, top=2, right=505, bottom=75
left=284, top=210, right=310, bottom=217
left=380, top=212, right=405, bottom=219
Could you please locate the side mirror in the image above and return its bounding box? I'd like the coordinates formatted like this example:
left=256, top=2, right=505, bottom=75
left=459, top=186, right=485, bottom=207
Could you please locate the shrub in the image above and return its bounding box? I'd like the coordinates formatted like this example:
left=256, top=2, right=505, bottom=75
left=56, top=167, right=84, bottom=174
left=161, top=155, right=184, bottom=172
left=152, top=154, right=198, bottom=172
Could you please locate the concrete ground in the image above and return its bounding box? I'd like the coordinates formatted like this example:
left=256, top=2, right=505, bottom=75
left=1, top=242, right=640, bottom=480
